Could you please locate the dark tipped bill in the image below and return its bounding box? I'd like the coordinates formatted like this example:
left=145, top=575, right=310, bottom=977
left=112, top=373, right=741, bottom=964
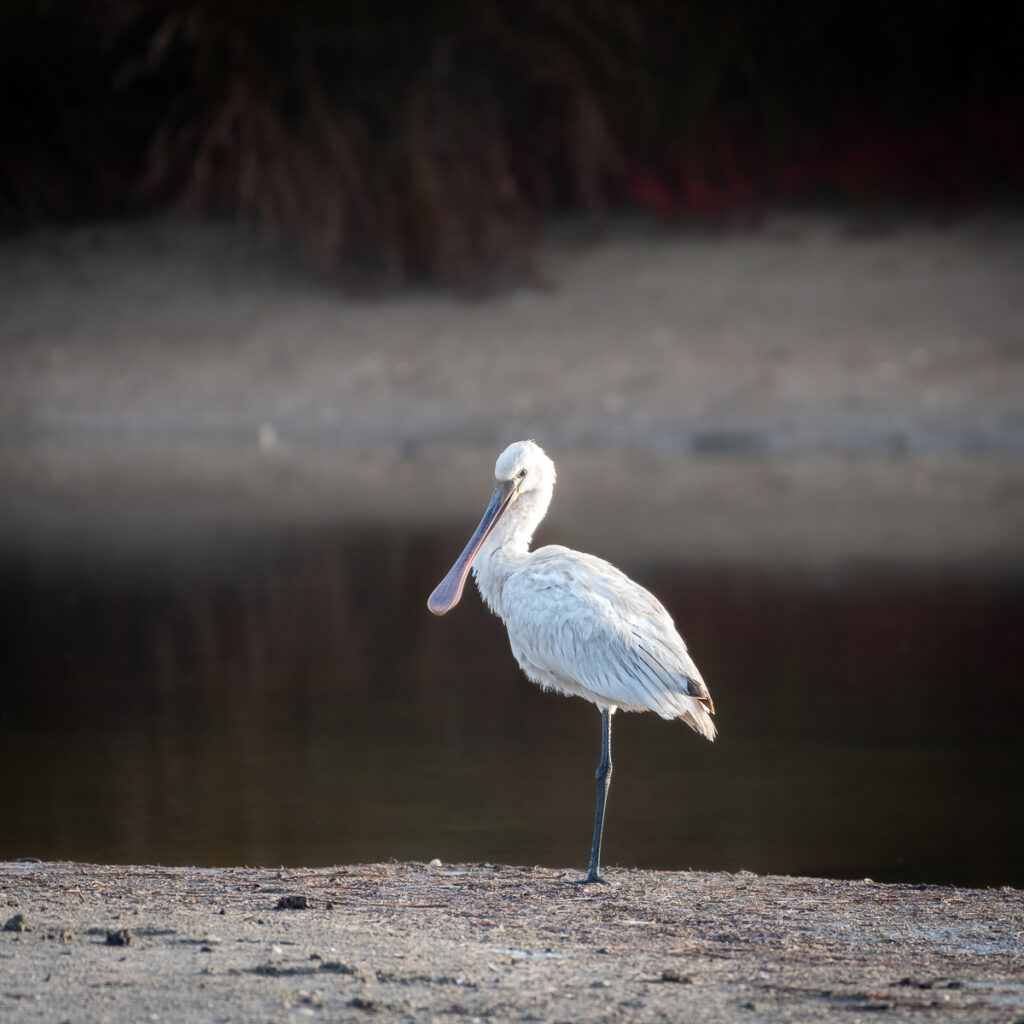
left=427, top=479, right=517, bottom=615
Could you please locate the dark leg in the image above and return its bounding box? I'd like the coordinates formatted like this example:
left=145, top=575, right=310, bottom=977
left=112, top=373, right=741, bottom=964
left=582, top=707, right=613, bottom=884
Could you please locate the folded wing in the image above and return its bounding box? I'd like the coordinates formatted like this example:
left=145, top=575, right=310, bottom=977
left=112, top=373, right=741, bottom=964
left=501, top=546, right=716, bottom=740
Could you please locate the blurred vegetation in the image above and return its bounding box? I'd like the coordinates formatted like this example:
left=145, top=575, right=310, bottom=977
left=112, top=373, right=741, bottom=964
left=0, top=1, right=1021, bottom=279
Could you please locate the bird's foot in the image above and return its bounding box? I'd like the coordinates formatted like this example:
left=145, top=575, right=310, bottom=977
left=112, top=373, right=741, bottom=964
left=573, top=870, right=609, bottom=885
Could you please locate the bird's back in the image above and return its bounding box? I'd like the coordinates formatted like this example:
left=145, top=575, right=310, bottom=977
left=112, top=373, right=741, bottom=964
left=499, top=545, right=716, bottom=739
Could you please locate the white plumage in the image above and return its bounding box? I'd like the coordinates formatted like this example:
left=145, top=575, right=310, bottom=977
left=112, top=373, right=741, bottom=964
left=497, top=546, right=715, bottom=736
left=428, top=439, right=715, bottom=882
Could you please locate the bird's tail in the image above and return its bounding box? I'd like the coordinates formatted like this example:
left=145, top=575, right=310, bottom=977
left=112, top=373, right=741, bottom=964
left=679, top=695, right=717, bottom=741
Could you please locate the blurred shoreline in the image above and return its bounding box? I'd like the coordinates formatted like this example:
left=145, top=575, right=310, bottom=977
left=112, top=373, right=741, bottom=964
left=2, top=212, right=1023, bottom=572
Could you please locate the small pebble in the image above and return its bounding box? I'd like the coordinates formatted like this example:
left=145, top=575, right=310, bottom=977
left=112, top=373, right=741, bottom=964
left=276, top=895, right=309, bottom=910
left=3, top=914, right=33, bottom=933
left=106, top=929, right=133, bottom=946
left=661, top=969, right=692, bottom=984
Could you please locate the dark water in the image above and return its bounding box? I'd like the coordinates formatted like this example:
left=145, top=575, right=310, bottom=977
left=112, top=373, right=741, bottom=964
left=2, top=528, right=1022, bottom=888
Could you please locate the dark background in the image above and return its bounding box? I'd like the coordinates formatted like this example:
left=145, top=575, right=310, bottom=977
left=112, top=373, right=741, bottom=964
left=2, top=1, right=1022, bottom=277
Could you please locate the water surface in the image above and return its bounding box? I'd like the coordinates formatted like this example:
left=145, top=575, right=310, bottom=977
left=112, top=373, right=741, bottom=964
left=2, top=528, right=1021, bottom=887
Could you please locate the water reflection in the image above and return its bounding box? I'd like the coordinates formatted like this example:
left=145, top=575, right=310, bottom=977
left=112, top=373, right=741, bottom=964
left=2, top=529, right=1021, bottom=887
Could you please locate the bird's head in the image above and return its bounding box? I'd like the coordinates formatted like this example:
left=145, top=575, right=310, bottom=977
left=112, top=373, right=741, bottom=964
left=493, top=439, right=556, bottom=505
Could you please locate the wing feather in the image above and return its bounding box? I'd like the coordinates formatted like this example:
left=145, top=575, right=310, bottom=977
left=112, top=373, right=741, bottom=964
left=500, top=546, right=716, bottom=740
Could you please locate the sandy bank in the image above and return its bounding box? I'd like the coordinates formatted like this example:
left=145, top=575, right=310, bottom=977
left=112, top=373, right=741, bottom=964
left=2, top=861, right=1022, bottom=1023
left=2, top=213, right=1023, bottom=570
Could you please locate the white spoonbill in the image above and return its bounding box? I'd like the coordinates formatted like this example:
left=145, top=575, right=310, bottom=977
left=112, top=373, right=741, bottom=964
left=428, top=440, right=716, bottom=883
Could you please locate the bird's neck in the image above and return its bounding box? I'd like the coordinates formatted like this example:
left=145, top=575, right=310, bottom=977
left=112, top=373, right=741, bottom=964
left=471, top=489, right=547, bottom=619
left=473, top=532, right=531, bottom=616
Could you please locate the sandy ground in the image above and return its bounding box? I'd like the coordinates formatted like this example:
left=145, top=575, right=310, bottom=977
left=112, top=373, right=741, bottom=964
left=2, top=861, right=1022, bottom=1024
left=2, top=212, right=1023, bottom=570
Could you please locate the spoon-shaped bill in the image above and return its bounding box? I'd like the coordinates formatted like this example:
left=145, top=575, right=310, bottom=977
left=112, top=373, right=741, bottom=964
left=427, top=480, right=516, bottom=615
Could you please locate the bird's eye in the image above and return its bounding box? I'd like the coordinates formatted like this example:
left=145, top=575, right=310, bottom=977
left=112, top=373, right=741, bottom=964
left=517, top=468, right=527, bottom=480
